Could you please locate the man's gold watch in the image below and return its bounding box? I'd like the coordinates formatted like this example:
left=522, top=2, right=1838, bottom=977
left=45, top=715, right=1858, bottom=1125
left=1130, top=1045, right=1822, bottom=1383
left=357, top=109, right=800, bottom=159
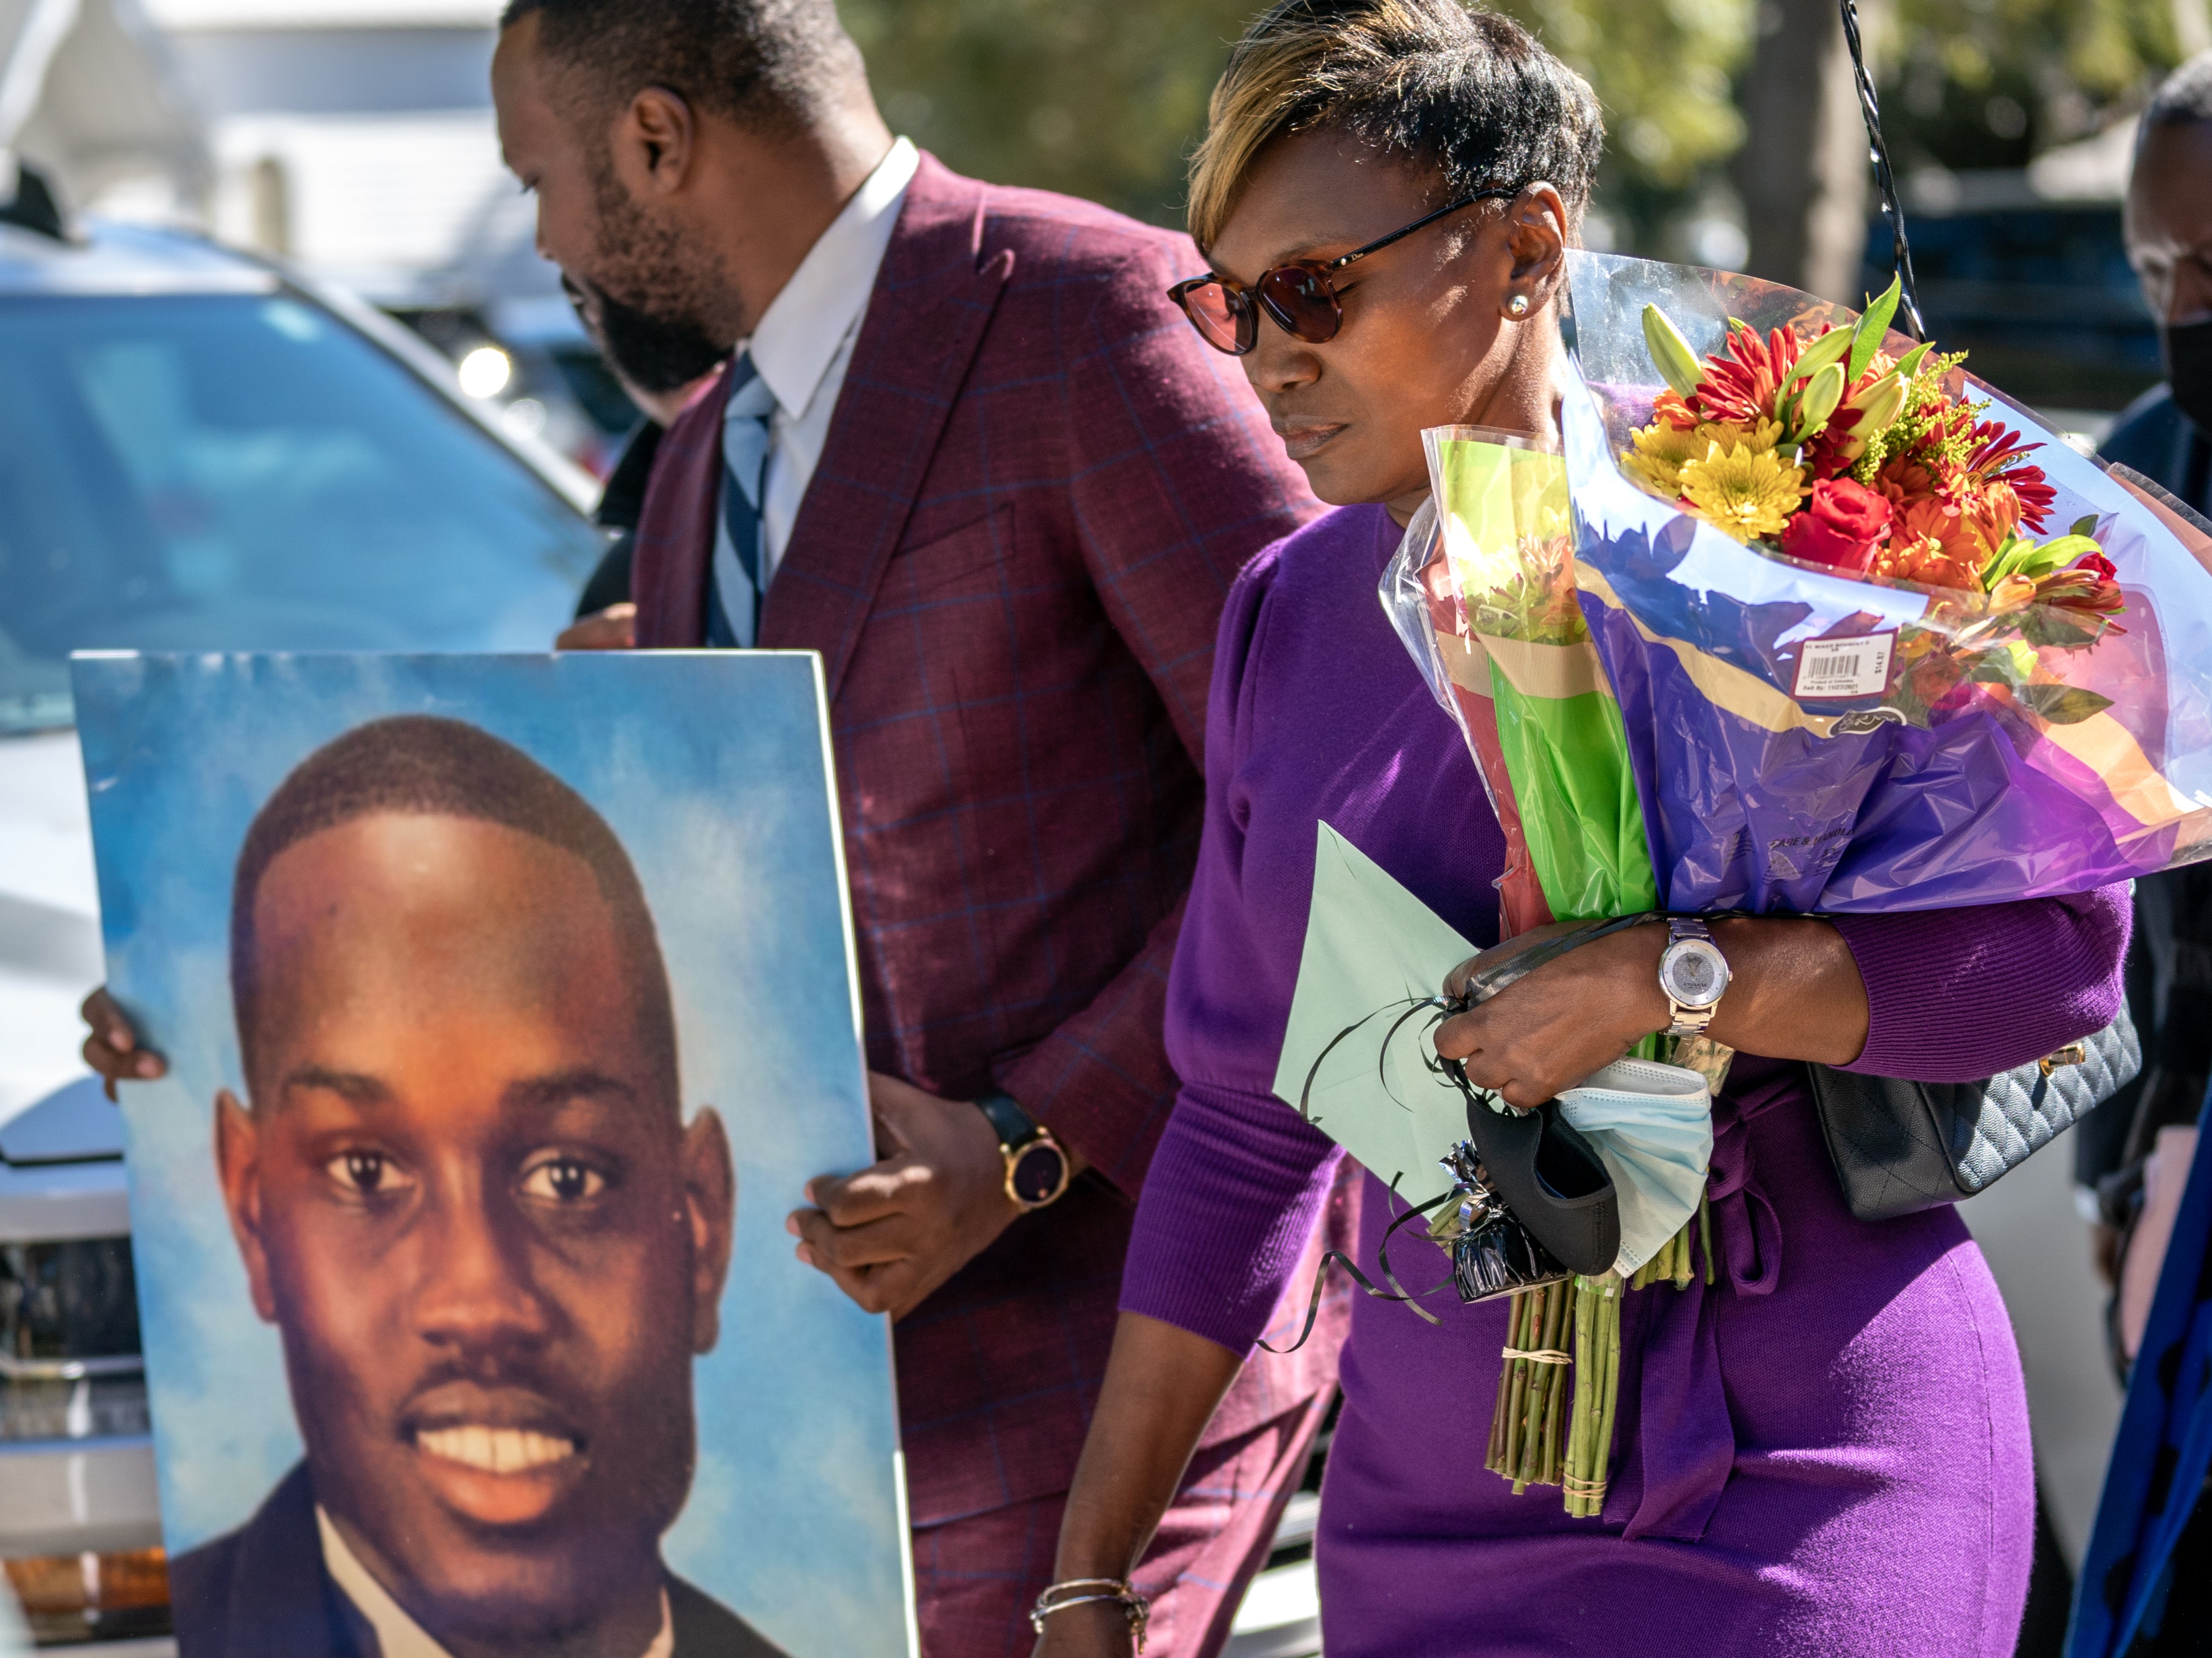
left=974, top=1090, right=1072, bottom=1211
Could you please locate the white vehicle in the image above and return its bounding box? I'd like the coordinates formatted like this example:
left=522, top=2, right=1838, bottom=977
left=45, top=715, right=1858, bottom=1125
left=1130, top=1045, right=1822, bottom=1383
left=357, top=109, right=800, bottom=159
left=0, top=184, right=602, bottom=1648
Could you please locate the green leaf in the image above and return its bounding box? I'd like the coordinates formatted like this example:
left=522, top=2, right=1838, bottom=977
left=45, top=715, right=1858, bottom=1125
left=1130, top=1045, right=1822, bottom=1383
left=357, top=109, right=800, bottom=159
left=1983, top=532, right=2098, bottom=591
left=1782, top=325, right=1853, bottom=389
left=2071, top=515, right=2099, bottom=539
left=2019, top=612, right=2102, bottom=649
left=1966, top=655, right=2021, bottom=687
left=1892, top=341, right=1935, bottom=382
left=1966, top=640, right=2038, bottom=686
left=2024, top=534, right=2102, bottom=574
left=2019, top=684, right=2115, bottom=725
left=1849, top=276, right=1901, bottom=383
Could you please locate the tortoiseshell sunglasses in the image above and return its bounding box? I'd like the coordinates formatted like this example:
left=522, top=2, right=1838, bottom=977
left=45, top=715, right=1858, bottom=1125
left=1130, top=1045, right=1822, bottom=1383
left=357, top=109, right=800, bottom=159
left=1166, top=189, right=1512, bottom=356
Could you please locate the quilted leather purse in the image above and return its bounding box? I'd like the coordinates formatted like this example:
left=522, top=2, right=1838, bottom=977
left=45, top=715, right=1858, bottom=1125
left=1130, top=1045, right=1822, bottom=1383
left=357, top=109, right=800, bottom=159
left=1805, top=1002, right=2141, bottom=1222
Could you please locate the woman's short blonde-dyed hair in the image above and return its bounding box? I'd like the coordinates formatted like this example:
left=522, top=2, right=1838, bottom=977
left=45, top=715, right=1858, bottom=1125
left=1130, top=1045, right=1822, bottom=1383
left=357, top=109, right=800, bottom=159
left=1187, top=0, right=1603, bottom=254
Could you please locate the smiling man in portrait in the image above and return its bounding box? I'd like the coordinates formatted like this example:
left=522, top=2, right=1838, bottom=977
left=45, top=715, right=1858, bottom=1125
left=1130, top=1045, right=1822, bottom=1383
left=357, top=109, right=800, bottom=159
left=167, top=714, right=782, bottom=1658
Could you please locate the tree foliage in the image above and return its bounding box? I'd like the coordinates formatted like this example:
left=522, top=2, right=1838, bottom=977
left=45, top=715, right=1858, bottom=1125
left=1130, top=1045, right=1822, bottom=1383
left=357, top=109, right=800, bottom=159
left=841, top=0, right=2199, bottom=247
left=1879, top=0, right=2195, bottom=171
left=841, top=0, right=1751, bottom=234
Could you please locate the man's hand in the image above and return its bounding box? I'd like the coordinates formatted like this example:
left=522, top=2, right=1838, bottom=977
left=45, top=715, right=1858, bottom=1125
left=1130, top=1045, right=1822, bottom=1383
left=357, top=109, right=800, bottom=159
left=555, top=603, right=637, bottom=651
left=80, top=987, right=165, bottom=1102
left=788, top=1072, right=1049, bottom=1322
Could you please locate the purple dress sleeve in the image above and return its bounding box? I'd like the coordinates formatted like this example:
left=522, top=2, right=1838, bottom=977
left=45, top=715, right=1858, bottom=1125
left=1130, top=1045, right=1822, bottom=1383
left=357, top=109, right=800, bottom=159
left=1833, top=889, right=2130, bottom=1081
left=1121, top=549, right=1345, bottom=1356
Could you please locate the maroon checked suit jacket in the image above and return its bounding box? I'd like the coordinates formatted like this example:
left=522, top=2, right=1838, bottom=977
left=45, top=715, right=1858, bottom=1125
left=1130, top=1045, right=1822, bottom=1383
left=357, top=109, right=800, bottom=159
left=632, top=155, right=1350, bottom=1527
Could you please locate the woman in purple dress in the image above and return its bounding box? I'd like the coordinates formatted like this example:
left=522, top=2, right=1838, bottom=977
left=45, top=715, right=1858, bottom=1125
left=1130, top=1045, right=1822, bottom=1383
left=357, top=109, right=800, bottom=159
left=1030, top=3, right=2128, bottom=1655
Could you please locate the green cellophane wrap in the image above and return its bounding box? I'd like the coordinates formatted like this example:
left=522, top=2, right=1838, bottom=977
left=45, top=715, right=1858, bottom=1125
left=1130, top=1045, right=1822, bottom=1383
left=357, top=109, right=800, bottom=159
left=1422, top=428, right=1657, bottom=925
left=1392, top=427, right=1716, bottom=1518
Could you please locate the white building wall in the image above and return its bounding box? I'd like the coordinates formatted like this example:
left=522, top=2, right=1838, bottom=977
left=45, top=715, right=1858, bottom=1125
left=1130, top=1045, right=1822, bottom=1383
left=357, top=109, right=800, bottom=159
left=141, top=0, right=543, bottom=310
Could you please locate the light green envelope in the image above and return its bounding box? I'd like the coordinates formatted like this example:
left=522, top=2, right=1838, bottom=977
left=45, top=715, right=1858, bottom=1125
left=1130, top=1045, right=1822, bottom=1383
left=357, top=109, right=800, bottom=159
left=1274, top=820, right=1713, bottom=1273
left=1272, top=822, right=1481, bottom=1193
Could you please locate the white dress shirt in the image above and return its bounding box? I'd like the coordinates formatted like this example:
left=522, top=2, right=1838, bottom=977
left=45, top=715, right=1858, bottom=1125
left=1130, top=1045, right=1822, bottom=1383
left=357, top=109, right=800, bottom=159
left=317, top=1506, right=674, bottom=1658
left=741, top=135, right=918, bottom=584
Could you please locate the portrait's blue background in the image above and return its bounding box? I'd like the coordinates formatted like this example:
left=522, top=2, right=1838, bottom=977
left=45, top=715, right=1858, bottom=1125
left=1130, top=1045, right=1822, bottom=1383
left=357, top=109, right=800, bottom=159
left=71, top=651, right=911, bottom=1658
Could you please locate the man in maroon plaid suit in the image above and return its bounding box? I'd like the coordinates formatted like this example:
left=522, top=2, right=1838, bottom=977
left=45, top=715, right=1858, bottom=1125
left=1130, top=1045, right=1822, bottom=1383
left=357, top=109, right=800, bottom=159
left=484, top=3, right=1351, bottom=1653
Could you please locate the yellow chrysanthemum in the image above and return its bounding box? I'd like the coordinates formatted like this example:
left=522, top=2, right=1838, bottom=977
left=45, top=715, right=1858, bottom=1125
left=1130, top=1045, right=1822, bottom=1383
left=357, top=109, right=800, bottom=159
left=1622, top=423, right=1705, bottom=498
left=1697, top=417, right=1784, bottom=455
left=1621, top=419, right=1785, bottom=501
left=1677, top=440, right=1805, bottom=543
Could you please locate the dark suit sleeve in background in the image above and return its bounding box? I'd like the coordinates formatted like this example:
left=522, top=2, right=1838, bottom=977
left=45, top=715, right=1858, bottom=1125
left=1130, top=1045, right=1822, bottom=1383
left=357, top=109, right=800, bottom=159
left=998, top=236, right=1317, bottom=1199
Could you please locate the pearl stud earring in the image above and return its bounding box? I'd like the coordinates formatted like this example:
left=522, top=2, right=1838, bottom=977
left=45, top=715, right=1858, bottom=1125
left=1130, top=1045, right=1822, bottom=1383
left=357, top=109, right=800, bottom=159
left=1507, top=293, right=1530, bottom=317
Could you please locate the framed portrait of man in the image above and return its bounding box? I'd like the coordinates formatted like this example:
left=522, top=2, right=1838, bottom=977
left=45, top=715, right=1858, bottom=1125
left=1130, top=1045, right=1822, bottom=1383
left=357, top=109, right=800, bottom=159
left=71, top=652, right=914, bottom=1658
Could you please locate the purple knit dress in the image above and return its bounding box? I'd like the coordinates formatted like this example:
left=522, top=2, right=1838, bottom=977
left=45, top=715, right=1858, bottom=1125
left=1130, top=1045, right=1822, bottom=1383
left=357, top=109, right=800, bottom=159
left=1121, top=504, right=2130, bottom=1656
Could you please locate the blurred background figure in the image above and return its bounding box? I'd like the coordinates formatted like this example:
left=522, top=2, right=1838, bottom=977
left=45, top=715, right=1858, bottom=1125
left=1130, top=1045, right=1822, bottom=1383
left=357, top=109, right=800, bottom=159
left=2085, top=52, right=2212, bottom=1365
left=555, top=301, right=714, bottom=652
left=2102, top=51, right=2212, bottom=513
left=2059, top=49, right=2212, bottom=1658
left=2067, top=1096, right=2212, bottom=1657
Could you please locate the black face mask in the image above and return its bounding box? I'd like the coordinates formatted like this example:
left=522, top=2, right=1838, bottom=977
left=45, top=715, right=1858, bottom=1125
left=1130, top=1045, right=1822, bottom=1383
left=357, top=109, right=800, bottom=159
left=2163, top=317, right=2212, bottom=439
left=590, top=285, right=730, bottom=397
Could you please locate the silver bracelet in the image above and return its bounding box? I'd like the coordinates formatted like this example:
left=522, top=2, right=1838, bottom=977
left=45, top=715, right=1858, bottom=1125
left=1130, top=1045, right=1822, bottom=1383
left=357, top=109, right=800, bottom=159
left=1029, top=1577, right=1150, bottom=1652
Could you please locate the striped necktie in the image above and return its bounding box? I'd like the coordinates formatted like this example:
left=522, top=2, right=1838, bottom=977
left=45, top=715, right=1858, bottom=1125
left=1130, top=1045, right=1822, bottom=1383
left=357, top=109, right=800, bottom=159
left=706, top=352, right=778, bottom=648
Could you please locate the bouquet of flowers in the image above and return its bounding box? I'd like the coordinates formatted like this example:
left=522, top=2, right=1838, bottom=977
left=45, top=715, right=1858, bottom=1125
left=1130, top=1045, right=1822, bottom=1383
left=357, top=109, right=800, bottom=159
left=1384, top=250, right=2212, bottom=1518
left=1625, top=275, right=2125, bottom=723
left=1559, top=250, right=2212, bottom=914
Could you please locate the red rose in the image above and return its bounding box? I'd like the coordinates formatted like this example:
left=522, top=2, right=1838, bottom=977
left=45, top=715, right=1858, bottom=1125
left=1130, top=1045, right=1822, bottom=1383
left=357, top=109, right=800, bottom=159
left=2070, top=550, right=2118, bottom=580
left=1780, top=477, right=1894, bottom=574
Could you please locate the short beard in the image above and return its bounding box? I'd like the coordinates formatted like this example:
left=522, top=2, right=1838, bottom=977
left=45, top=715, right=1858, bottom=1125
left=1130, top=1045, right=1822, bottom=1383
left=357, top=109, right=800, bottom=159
left=576, top=160, right=736, bottom=395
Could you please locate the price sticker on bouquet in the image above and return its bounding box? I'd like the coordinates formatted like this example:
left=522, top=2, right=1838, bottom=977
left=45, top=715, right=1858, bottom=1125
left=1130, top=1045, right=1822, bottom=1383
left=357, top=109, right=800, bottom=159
left=1791, top=631, right=1896, bottom=701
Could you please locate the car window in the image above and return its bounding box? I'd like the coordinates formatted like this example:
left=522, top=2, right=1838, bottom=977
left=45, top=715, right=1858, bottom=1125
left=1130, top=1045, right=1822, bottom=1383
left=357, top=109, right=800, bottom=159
left=0, top=293, right=604, bottom=734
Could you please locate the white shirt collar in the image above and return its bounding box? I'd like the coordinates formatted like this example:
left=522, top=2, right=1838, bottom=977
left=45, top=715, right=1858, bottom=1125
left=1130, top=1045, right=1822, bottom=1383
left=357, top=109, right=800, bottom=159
left=317, top=1506, right=674, bottom=1658
left=744, top=135, right=919, bottom=423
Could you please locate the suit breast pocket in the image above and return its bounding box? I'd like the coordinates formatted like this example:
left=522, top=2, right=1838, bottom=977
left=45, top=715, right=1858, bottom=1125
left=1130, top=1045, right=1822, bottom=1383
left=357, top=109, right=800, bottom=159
left=876, top=503, right=1017, bottom=610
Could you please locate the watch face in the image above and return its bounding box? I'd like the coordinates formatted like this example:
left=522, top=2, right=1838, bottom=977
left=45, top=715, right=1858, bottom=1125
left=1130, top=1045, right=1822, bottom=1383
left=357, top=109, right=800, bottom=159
left=1661, top=939, right=1729, bottom=1008
left=1009, top=1142, right=1068, bottom=1207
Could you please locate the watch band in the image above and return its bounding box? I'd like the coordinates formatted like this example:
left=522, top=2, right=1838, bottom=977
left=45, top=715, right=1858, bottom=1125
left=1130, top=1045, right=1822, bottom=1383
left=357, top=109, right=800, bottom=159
left=974, top=1089, right=1041, bottom=1150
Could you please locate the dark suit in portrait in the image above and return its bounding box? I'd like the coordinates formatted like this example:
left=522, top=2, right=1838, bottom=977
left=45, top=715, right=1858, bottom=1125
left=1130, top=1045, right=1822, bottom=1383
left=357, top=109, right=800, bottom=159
left=171, top=1465, right=788, bottom=1658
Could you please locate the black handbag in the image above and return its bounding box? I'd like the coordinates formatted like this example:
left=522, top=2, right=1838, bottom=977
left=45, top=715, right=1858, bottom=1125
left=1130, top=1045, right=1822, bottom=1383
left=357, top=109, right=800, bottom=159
left=1805, top=1002, right=2141, bottom=1221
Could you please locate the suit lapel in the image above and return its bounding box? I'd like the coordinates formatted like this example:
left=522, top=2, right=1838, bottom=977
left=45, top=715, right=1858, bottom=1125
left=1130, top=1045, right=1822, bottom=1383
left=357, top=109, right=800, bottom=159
left=631, top=363, right=732, bottom=650
left=759, top=154, right=1012, bottom=700
left=227, top=1463, right=367, bottom=1658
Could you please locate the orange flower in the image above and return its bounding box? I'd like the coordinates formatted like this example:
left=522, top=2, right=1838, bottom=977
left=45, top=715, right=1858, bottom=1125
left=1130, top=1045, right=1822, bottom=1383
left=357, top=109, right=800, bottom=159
left=1875, top=458, right=1942, bottom=513
left=1891, top=495, right=1987, bottom=573
left=1959, top=478, right=2026, bottom=554
left=1869, top=532, right=1982, bottom=592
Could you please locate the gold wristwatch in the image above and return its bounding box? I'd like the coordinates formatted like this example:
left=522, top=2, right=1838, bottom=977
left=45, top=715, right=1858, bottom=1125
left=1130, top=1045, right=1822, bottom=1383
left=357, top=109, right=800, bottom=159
left=974, top=1090, right=1072, bottom=1211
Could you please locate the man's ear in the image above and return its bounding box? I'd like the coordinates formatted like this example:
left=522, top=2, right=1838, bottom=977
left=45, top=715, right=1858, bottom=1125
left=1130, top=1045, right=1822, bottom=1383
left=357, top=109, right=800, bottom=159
left=1503, top=183, right=1569, bottom=301
left=614, top=85, right=698, bottom=198
left=681, top=1106, right=737, bottom=1354
left=214, top=1089, right=279, bottom=1324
